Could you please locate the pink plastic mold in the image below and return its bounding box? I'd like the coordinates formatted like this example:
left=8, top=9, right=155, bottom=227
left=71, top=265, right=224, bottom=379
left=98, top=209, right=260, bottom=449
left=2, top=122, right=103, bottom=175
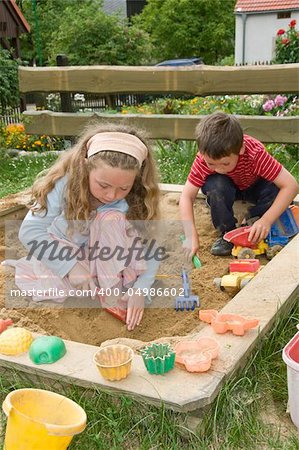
left=199, top=309, right=259, bottom=336
left=174, top=337, right=219, bottom=372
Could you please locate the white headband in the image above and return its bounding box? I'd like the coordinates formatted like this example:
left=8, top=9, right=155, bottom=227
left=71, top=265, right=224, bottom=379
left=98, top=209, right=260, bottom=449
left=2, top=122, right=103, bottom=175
left=86, top=132, right=148, bottom=167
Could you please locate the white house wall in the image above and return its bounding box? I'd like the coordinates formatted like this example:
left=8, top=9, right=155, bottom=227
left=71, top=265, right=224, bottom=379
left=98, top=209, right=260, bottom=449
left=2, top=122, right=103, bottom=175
left=235, top=12, right=299, bottom=64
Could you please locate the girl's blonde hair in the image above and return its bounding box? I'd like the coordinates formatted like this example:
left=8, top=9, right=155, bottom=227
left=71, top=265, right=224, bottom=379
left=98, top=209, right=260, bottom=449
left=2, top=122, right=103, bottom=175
left=30, top=122, right=160, bottom=221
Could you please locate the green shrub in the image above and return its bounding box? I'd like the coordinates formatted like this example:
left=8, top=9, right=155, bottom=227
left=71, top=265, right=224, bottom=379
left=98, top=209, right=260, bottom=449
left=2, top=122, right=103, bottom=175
left=0, top=49, right=20, bottom=109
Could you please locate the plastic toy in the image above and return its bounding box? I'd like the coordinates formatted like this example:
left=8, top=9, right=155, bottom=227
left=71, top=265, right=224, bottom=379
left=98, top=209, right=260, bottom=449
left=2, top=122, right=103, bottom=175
left=199, top=309, right=259, bottom=336
left=140, top=342, right=175, bottom=374
left=29, top=336, right=66, bottom=364
left=175, top=337, right=219, bottom=372
left=0, top=327, right=33, bottom=355
left=97, top=294, right=127, bottom=323
left=290, top=205, right=299, bottom=227
left=175, top=269, right=200, bottom=311
left=0, top=319, right=13, bottom=333
left=224, top=226, right=269, bottom=259
left=93, top=344, right=134, bottom=381
left=2, top=388, right=87, bottom=450
left=224, top=208, right=299, bottom=260
left=213, top=259, right=262, bottom=291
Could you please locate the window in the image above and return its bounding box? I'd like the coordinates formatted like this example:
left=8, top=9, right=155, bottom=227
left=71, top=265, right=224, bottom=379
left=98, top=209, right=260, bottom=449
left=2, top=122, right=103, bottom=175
left=277, top=12, right=291, bottom=19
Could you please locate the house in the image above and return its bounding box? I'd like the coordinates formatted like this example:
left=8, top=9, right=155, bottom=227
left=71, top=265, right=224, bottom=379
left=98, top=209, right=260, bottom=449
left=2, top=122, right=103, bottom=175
left=234, top=0, right=299, bottom=64
left=102, top=0, right=146, bottom=20
left=0, top=0, right=30, bottom=58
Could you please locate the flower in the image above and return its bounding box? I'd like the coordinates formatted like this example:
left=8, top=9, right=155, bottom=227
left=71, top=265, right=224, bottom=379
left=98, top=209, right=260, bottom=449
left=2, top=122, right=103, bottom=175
left=74, top=93, right=85, bottom=102
left=277, top=29, right=285, bottom=36
left=274, top=21, right=299, bottom=64
left=262, top=100, right=275, bottom=112
left=274, top=95, right=287, bottom=107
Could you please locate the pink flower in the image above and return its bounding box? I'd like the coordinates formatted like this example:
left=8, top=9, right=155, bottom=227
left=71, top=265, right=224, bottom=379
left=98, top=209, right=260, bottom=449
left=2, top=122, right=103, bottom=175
left=263, top=100, right=275, bottom=112
left=274, top=95, right=287, bottom=107
left=289, top=20, right=296, bottom=28
left=277, top=29, right=285, bottom=36
left=281, top=38, right=290, bottom=45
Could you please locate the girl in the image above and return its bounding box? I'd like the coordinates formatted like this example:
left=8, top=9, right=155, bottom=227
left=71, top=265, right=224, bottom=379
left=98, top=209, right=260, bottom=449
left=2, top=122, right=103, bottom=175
left=6, top=123, right=160, bottom=331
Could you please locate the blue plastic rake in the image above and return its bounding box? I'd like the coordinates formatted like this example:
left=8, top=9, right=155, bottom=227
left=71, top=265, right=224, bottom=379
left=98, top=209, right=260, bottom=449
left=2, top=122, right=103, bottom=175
left=175, top=269, right=200, bottom=311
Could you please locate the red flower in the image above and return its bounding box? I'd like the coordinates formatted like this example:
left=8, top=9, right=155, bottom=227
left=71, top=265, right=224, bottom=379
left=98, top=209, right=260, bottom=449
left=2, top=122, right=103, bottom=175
left=281, top=38, right=290, bottom=45
left=289, top=19, right=296, bottom=28
left=277, top=29, right=285, bottom=36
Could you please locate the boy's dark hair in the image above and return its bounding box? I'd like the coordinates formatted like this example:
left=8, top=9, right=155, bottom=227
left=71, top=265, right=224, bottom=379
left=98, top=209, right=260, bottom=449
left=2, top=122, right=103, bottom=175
left=195, top=111, right=244, bottom=159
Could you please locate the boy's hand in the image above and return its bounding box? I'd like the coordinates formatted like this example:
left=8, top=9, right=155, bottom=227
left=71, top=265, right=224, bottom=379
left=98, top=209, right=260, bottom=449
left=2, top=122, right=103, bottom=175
left=122, top=290, right=144, bottom=331
left=68, top=263, right=97, bottom=295
left=248, top=217, right=271, bottom=243
left=182, top=234, right=200, bottom=262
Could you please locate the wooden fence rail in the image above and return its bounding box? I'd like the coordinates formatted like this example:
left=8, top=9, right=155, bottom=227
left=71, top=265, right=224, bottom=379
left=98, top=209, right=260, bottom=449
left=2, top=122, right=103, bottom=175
left=19, top=64, right=299, bottom=143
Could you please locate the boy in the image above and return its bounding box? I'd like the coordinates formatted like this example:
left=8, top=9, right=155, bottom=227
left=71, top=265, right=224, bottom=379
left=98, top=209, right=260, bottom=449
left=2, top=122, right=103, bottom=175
left=179, top=111, right=299, bottom=257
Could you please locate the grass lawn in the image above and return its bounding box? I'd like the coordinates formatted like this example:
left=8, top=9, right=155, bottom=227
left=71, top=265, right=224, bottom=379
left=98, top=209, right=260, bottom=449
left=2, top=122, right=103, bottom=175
left=0, top=151, right=59, bottom=198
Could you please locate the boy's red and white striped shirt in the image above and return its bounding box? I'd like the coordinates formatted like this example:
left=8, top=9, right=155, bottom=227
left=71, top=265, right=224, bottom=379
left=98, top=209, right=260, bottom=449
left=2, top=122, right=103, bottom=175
left=188, top=134, right=282, bottom=190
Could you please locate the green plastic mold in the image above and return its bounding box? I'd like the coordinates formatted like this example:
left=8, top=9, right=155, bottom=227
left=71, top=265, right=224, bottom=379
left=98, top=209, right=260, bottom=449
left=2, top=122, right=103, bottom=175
left=140, top=343, right=175, bottom=375
left=29, top=336, right=66, bottom=365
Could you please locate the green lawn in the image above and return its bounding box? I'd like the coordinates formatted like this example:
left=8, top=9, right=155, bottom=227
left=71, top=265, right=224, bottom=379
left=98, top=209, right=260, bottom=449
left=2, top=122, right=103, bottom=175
left=0, top=151, right=59, bottom=198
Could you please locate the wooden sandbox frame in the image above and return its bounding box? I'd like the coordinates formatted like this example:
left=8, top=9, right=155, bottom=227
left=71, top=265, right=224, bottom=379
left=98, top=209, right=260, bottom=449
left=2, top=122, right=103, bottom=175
left=0, top=184, right=298, bottom=413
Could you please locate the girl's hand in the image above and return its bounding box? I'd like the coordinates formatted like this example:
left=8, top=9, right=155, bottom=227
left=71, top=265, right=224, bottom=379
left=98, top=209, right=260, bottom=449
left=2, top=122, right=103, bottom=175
left=248, top=217, right=271, bottom=243
left=122, top=290, right=144, bottom=331
left=68, top=263, right=97, bottom=295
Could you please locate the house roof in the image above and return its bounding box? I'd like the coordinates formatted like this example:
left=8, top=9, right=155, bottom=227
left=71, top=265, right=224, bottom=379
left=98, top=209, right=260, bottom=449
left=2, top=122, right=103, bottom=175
left=235, top=0, right=299, bottom=13
left=8, top=0, right=31, bottom=33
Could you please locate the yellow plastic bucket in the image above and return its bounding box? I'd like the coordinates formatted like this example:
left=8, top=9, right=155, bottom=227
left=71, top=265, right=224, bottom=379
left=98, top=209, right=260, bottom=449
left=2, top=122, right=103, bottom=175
left=2, top=388, right=87, bottom=450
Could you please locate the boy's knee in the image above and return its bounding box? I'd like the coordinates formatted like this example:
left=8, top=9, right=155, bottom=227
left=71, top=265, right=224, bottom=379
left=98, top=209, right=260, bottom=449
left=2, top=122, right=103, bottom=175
left=203, top=174, right=233, bottom=192
left=203, top=174, right=235, bottom=202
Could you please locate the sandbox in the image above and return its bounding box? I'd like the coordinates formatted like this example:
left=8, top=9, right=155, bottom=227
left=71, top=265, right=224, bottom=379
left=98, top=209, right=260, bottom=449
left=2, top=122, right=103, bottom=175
left=0, top=187, right=298, bottom=412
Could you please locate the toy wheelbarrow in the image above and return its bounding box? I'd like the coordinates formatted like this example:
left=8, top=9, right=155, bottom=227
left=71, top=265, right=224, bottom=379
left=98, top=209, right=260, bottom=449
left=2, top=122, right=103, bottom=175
left=175, top=269, right=200, bottom=311
left=224, top=226, right=269, bottom=259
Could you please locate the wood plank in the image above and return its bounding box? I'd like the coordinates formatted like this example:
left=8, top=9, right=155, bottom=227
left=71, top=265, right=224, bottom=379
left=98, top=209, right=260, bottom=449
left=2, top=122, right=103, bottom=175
left=19, top=64, right=299, bottom=95
left=159, top=184, right=299, bottom=204
left=23, top=111, right=299, bottom=143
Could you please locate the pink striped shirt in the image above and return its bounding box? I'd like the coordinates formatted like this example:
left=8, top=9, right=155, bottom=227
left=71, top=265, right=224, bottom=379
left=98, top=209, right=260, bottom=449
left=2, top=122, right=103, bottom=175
left=188, top=134, right=282, bottom=190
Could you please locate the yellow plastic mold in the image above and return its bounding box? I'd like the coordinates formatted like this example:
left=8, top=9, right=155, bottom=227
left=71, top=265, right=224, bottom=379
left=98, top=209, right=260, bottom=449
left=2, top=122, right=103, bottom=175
left=93, top=344, right=134, bottom=381
left=0, top=327, right=33, bottom=355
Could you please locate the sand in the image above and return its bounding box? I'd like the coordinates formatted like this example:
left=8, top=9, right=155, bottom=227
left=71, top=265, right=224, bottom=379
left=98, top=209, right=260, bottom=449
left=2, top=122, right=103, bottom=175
left=0, top=192, right=251, bottom=347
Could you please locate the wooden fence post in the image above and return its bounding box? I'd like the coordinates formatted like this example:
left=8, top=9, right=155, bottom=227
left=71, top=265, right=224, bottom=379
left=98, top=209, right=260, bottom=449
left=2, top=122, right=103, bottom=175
left=56, top=54, right=73, bottom=113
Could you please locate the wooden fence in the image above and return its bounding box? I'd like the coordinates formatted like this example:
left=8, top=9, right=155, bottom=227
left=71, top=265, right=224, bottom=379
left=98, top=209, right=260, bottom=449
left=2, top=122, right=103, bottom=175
left=18, top=64, right=299, bottom=143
